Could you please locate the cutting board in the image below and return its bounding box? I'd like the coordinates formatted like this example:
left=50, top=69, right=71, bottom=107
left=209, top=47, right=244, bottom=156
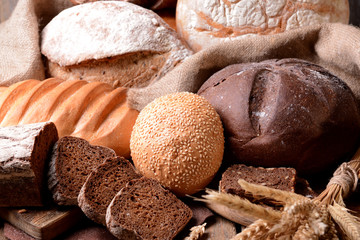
left=0, top=206, right=84, bottom=239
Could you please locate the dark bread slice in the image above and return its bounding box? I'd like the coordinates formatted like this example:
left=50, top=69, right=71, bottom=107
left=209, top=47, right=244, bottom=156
left=106, top=177, right=192, bottom=240
left=78, top=157, right=142, bottom=225
left=48, top=136, right=116, bottom=205
left=220, top=164, right=297, bottom=205
left=0, top=122, right=58, bottom=207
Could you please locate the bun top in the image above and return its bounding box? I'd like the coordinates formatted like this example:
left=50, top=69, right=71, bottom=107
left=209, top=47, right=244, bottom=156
left=176, top=0, right=350, bottom=51
left=198, top=58, right=360, bottom=174
left=41, top=1, right=191, bottom=66
left=130, top=92, right=224, bottom=196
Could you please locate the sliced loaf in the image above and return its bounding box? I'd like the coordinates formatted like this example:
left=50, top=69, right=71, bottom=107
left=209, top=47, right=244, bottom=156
left=106, top=177, right=192, bottom=240
left=48, top=136, right=116, bottom=205
left=78, top=157, right=142, bottom=225
left=220, top=164, right=297, bottom=205
left=0, top=122, right=58, bottom=207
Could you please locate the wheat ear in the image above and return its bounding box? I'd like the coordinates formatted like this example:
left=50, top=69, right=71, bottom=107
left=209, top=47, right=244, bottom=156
left=230, top=219, right=271, bottom=240
left=328, top=203, right=360, bottom=240
left=184, top=223, right=207, bottom=240
left=237, top=179, right=307, bottom=206
left=199, top=189, right=282, bottom=222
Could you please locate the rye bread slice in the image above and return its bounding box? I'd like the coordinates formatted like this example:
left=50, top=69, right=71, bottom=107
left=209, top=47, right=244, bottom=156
left=220, top=164, right=297, bottom=205
left=78, top=157, right=142, bottom=225
left=48, top=136, right=116, bottom=205
left=106, top=177, right=192, bottom=240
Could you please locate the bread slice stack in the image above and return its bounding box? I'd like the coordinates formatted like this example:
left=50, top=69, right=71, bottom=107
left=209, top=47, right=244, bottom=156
left=49, top=136, right=192, bottom=239
left=78, top=157, right=142, bottom=225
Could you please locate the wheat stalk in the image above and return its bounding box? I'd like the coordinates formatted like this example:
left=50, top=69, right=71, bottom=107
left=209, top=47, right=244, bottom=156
left=237, top=179, right=307, bottom=206
left=199, top=189, right=282, bottom=222
left=230, top=219, right=271, bottom=240
left=184, top=223, right=206, bottom=240
left=328, top=203, right=360, bottom=240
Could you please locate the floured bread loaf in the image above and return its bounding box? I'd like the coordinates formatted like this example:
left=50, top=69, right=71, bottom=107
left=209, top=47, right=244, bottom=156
left=70, top=0, right=177, bottom=10
left=0, top=78, right=139, bottom=157
left=41, top=1, right=192, bottom=88
left=0, top=122, right=58, bottom=207
left=48, top=136, right=117, bottom=205
left=176, top=0, right=350, bottom=51
left=78, top=157, right=142, bottom=225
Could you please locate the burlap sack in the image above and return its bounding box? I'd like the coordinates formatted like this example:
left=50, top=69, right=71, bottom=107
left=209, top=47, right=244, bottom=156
left=0, top=0, right=73, bottom=86
left=128, top=23, right=360, bottom=111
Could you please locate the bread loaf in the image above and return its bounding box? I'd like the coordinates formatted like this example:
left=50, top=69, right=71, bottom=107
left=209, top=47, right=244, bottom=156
left=106, top=177, right=192, bottom=240
left=176, top=0, right=350, bottom=51
left=78, top=157, right=142, bottom=225
left=220, top=164, right=297, bottom=205
left=70, top=0, right=177, bottom=10
left=41, top=1, right=192, bottom=88
left=48, top=136, right=117, bottom=205
left=0, top=122, right=58, bottom=207
left=0, top=78, right=138, bottom=157
left=198, top=58, right=360, bottom=174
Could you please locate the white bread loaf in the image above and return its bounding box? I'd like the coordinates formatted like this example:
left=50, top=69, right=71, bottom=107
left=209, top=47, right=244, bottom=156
left=70, top=0, right=177, bottom=10
left=0, top=78, right=139, bottom=158
left=41, top=1, right=192, bottom=88
left=176, top=0, right=350, bottom=52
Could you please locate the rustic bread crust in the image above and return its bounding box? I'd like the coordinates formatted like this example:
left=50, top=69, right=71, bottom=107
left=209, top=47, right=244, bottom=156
left=176, top=0, right=350, bottom=51
left=0, top=122, right=58, bottom=207
left=70, top=0, right=176, bottom=10
left=41, top=1, right=192, bottom=87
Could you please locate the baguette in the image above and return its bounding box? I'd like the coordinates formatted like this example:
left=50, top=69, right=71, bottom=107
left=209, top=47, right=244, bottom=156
left=0, top=78, right=139, bottom=158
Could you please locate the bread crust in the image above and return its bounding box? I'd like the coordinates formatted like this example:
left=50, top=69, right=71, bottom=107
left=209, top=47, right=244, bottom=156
left=0, top=78, right=138, bottom=157
left=176, top=0, right=350, bottom=51
left=41, top=1, right=192, bottom=87
left=0, top=122, right=58, bottom=207
left=198, top=58, right=360, bottom=174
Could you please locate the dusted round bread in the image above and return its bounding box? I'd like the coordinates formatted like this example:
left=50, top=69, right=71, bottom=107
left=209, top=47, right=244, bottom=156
left=130, top=92, right=224, bottom=196
left=41, top=1, right=192, bottom=88
left=197, top=58, right=360, bottom=174
left=70, top=0, right=177, bottom=10
left=176, top=0, right=350, bottom=52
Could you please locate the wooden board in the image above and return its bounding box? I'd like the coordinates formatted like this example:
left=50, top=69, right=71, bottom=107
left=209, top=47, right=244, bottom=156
left=0, top=206, right=84, bottom=240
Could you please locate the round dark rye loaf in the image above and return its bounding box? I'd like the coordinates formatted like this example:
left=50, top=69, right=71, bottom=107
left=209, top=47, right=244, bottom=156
left=106, top=177, right=192, bottom=240
left=78, top=157, right=142, bottom=225
left=198, top=58, right=360, bottom=174
left=48, top=136, right=116, bottom=205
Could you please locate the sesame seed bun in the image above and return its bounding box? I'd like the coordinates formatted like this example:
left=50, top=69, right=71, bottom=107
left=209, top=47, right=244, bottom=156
left=130, top=92, right=224, bottom=196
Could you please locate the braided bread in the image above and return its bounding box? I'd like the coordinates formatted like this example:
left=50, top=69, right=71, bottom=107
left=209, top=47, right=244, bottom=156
left=0, top=78, right=139, bottom=158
